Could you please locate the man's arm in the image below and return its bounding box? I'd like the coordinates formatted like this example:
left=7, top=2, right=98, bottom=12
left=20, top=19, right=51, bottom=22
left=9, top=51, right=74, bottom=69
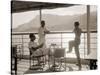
left=44, top=27, right=50, bottom=34
left=32, top=43, right=44, bottom=50
left=44, top=30, right=50, bottom=34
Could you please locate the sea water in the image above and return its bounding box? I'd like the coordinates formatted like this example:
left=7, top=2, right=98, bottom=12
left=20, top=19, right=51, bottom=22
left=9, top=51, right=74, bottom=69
left=12, top=32, right=97, bottom=59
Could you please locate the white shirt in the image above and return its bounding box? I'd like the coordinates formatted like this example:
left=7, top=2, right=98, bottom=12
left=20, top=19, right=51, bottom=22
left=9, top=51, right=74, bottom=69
left=28, top=41, right=42, bottom=56
left=38, top=26, right=48, bottom=45
left=28, top=41, right=37, bottom=49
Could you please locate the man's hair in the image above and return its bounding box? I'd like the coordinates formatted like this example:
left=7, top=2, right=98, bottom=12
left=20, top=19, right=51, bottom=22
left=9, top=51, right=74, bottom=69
left=29, top=33, right=36, bottom=39
left=74, top=21, right=79, bottom=26
left=41, top=20, right=45, bottom=24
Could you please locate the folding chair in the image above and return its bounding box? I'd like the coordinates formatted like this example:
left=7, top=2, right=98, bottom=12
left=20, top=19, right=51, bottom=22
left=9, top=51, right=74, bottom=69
left=53, top=48, right=66, bottom=71
left=29, top=49, right=46, bottom=71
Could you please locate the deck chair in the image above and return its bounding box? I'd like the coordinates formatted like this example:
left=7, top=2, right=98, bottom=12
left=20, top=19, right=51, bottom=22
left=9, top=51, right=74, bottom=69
left=29, top=49, right=46, bottom=70
left=53, top=48, right=66, bottom=71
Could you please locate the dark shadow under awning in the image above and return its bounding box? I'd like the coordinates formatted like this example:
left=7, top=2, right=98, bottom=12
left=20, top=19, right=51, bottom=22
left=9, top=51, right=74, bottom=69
left=11, top=1, right=76, bottom=13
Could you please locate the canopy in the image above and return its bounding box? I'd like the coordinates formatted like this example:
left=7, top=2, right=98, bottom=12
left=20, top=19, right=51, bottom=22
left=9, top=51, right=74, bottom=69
left=11, top=0, right=75, bottom=13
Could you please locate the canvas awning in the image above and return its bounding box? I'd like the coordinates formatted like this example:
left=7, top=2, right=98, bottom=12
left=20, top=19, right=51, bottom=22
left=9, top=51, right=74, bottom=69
left=11, top=0, right=75, bottom=13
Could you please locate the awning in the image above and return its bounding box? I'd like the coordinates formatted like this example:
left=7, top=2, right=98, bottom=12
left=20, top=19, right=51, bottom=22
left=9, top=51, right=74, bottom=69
left=11, top=1, right=75, bottom=13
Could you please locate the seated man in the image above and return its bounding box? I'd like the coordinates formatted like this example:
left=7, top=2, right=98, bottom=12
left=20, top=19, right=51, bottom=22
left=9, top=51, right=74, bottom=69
left=28, top=33, right=44, bottom=66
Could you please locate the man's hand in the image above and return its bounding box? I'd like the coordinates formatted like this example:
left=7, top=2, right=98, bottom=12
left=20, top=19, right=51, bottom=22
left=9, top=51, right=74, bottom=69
left=44, top=31, right=50, bottom=34
left=39, top=43, right=44, bottom=48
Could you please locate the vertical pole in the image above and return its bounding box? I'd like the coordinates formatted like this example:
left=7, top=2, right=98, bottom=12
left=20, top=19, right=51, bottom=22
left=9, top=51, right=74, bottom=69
left=22, top=35, right=24, bottom=58
left=87, top=5, right=90, bottom=55
left=15, top=45, right=17, bottom=75
left=61, top=32, right=62, bottom=48
left=84, top=33, right=86, bottom=58
left=40, top=9, right=42, bottom=24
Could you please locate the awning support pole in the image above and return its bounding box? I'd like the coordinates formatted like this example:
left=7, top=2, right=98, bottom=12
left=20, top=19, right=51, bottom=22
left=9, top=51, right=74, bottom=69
left=40, top=9, right=42, bottom=24
left=87, top=5, right=90, bottom=55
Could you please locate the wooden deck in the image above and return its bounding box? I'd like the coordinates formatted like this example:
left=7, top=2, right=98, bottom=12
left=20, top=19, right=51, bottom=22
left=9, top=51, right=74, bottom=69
left=12, top=58, right=90, bottom=75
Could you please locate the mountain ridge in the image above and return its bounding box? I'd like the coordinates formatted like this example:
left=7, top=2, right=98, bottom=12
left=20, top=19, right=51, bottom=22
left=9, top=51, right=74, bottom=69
left=12, top=11, right=97, bottom=32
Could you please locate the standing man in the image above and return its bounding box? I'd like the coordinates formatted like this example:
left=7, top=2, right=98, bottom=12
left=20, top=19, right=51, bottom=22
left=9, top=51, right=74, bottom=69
left=38, top=20, right=50, bottom=50
left=67, top=22, right=82, bottom=70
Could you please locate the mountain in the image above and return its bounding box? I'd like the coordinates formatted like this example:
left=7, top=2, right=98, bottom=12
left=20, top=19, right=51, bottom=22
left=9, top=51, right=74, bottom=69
left=12, top=11, right=97, bottom=33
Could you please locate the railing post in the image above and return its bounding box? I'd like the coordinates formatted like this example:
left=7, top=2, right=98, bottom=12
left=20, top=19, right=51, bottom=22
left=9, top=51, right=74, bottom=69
left=22, top=35, right=24, bottom=58
left=61, top=32, right=62, bottom=48
left=84, top=33, right=86, bottom=58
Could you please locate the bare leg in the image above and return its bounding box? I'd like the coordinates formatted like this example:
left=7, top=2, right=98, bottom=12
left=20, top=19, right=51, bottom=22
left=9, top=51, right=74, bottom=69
left=75, top=44, right=82, bottom=70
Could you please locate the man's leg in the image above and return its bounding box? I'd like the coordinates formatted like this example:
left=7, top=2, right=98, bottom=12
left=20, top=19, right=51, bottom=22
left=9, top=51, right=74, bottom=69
left=67, top=40, right=74, bottom=53
left=75, top=44, right=82, bottom=70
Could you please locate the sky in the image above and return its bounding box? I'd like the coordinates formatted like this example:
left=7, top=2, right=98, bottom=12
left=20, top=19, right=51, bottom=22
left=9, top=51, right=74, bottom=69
left=12, top=5, right=97, bottom=28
